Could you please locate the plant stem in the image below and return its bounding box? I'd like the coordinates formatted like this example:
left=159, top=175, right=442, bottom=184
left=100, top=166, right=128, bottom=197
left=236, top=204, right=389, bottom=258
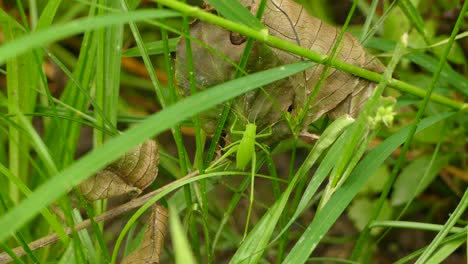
left=156, top=0, right=467, bottom=111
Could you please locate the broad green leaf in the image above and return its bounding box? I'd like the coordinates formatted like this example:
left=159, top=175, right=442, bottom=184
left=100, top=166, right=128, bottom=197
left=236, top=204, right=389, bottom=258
left=357, top=165, right=391, bottom=194
left=348, top=197, right=393, bottom=234
left=391, top=154, right=450, bottom=206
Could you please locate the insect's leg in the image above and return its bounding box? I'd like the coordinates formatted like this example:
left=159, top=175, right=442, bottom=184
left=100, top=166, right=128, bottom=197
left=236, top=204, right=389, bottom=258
left=255, top=142, right=270, bottom=155
left=255, top=126, right=272, bottom=138
left=243, top=149, right=256, bottom=240
left=230, top=115, right=245, bottom=135
left=207, top=143, right=239, bottom=170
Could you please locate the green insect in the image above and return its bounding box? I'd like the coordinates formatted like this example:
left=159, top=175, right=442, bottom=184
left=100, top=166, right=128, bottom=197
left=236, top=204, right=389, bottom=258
left=211, top=116, right=272, bottom=238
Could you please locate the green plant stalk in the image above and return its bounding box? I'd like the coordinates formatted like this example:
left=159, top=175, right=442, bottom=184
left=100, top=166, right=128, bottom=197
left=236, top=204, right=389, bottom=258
left=370, top=221, right=467, bottom=233
left=181, top=5, right=208, bottom=261
left=156, top=0, right=466, bottom=112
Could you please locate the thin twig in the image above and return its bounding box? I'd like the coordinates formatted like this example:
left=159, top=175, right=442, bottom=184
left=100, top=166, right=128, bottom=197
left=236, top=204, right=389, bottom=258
left=0, top=171, right=198, bottom=264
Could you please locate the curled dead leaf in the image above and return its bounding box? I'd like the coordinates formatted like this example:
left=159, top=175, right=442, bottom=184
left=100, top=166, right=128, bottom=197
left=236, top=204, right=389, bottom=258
left=175, top=0, right=385, bottom=143
left=122, top=204, right=168, bottom=264
left=79, top=140, right=159, bottom=201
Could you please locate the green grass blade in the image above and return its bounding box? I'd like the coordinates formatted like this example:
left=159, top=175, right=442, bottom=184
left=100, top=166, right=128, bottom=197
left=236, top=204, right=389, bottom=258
left=282, top=112, right=454, bottom=263
left=0, top=60, right=315, bottom=243
left=169, top=203, right=197, bottom=264
left=424, top=236, right=466, bottom=263
left=206, top=0, right=264, bottom=30
left=36, top=0, right=62, bottom=30
left=415, top=188, right=468, bottom=263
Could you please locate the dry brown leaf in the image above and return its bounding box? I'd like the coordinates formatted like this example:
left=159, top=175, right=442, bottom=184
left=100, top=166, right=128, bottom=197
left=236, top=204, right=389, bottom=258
left=79, top=140, right=159, bottom=201
left=175, top=0, right=385, bottom=143
left=122, top=204, right=168, bottom=264
left=244, top=0, right=385, bottom=123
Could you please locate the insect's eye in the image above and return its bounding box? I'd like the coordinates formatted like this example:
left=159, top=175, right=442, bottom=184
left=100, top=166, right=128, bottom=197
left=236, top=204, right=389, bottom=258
left=230, top=32, right=247, bottom=45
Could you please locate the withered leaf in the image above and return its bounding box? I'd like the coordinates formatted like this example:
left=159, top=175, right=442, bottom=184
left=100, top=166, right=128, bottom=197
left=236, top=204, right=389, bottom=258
left=79, top=140, right=159, bottom=201
left=176, top=0, right=385, bottom=143
left=243, top=0, right=385, bottom=124
left=122, top=204, right=168, bottom=264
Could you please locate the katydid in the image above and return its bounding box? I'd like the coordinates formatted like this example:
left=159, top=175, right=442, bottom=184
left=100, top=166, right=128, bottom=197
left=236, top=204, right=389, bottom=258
left=209, top=117, right=272, bottom=239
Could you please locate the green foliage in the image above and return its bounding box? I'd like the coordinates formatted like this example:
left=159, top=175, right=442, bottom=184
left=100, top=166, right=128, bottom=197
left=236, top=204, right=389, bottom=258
left=0, top=0, right=466, bottom=263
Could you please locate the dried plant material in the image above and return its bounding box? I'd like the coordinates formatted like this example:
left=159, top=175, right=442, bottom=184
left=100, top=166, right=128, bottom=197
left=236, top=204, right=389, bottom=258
left=79, top=140, right=159, bottom=201
left=175, top=0, right=385, bottom=143
left=245, top=0, right=385, bottom=123
left=122, top=204, right=168, bottom=264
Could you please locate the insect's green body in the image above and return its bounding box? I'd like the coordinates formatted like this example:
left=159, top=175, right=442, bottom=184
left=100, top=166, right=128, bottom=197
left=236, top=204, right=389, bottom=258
left=236, top=123, right=257, bottom=170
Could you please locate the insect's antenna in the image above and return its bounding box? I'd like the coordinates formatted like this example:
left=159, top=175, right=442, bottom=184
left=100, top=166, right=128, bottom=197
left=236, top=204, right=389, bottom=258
left=230, top=107, right=249, bottom=125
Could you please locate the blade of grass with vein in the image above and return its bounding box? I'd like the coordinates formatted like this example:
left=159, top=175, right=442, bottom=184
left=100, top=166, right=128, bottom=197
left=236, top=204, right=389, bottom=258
left=424, top=236, right=466, bottom=263
left=95, top=0, right=123, bottom=145
left=0, top=163, right=67, bottom=242
left=206, top=0, right=265, bottom=30
left=93, top=1, right=124, bottom=261
left=2, top=11, right=42, bottom=205
left=120, top=1, right=168, bottom=108
left=0, top=60, right=315, bottom=243
left=359, top=0, right=379, bottom=42
left=169, top=203, right=197, bottom=264
left=0, top=9, right=25, bottom=32
left=283, top=112, right=455, bottom=263
left=370, top=221, right=466, bottom=233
